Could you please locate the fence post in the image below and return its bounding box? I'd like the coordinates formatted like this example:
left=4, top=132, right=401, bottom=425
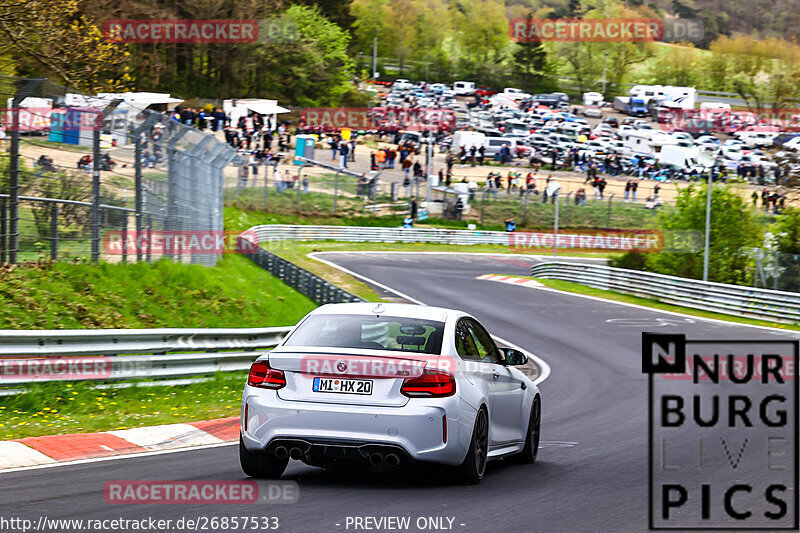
left=333, top=170, right=339, bottom=215
left=553, top=192, right=559, bottom=258
left=606, top=193, right=615, bottom=229
left=264, top=164, right=270, bottom=209
left=92, top=100, right=122, bottom=264
left=9, top=78, right=44, bottom=264
left=50, top=203, right=58, bottom=261
left=480, top=189, right=486, bottom=226
left=121, top=212, right=128, bottom=264
left=134, top=113, right=159, bottom=262
left=522, top=189, right=529, bottom=227
left=146, top=215, right=152, bottom=263
left=0, top=199, right=6, bottom=264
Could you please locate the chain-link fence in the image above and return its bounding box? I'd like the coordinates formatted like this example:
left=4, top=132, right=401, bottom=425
left=0, top=76, right=238, bottom=266
left=753, top=249, right=800, bottom=292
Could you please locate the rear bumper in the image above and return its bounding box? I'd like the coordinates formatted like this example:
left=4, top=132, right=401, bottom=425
left=241, top=386, right=475, bottom=466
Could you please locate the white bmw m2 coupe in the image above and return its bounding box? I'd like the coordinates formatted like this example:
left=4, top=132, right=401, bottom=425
left=240, top=302, right=540, bottom=484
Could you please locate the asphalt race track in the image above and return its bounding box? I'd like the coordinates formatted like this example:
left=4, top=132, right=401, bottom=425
left=2, top=252, right=798, bottom=533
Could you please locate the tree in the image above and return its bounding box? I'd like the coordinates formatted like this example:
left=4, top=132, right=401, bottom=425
left=772, top=207, right=800, bottom=254
left=0, top=0, right=132, bottom=91
left=511, top=40, right=554, bottom=93
left=350, top=0, right=392, bottom=59
left=646, top=43, right=699, bottom=87
left=453, top=0, right=509, bottom=83
left=706, top=35, right=800, bottom=112
left=253, top=5, right=356, bottom=106
left=645, top=185, right=763, bottom=284
left=771, top=207, right=800, bottom=291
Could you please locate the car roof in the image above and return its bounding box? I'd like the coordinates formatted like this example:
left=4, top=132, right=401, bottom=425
left=310, top=302, right=458, bottom=323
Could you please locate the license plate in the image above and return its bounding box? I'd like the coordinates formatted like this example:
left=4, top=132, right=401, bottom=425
left=313, top=377, right=373, bottom=395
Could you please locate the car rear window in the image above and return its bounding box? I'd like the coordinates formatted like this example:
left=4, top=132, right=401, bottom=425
left=283, top=314, right=445, bottom=355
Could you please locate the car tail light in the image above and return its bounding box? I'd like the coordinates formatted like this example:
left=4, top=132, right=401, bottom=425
left=247, top=360, right=285, bottom=389
left=400, top=369, right=456, bottom=398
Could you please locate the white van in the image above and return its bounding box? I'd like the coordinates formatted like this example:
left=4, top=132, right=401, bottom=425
left=700, top=101, right=731, bottom=112
left=734, top=130, right=778, bottom=148
left=450, top=131, right=486, bottom=154
left=503, top=88, right=531, bottom=100
left=657, top=145, right=704, bottom=171
left=582, top=91, right=604, bottom=106
left=453, top=81, right=476, bottom=96
left=392, top=78, right=413, bottom=91
left=482, top=137, right=517, bottom=158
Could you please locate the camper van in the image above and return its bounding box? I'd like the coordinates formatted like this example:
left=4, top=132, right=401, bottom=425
left=620, top=129, right=678, bottom=156
left=453, top=81, right=476, bottom=96
left=629, top=85, right=697, bottom=109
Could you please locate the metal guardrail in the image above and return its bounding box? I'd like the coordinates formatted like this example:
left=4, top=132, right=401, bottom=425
left=248, top=224, right=513, bottom=246
left=0, top=327, right=292, bottom=387
left=237, top=235, right=364, bottom=305
left=530, top=262, right=800, bottom=324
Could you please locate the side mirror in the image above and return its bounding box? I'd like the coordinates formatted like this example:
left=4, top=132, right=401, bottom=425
left=502, top=348, right=528, bottom=366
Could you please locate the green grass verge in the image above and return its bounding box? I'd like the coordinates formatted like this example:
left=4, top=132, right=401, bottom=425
left=0, top=255, right=318, bottom=439
left=0, top=254, right=316, bottom=328
left=0, top=372, right=245, bottom=440
left=532, top=278, right=800, bottom=331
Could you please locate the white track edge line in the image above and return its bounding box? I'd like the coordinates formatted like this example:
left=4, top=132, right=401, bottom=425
left=0, top=440, right=238, bottom=475
left=312, top=251, right=798, bottom=336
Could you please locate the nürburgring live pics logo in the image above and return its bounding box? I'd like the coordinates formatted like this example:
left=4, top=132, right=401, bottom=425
left=643, top=333, right=798, bottom=530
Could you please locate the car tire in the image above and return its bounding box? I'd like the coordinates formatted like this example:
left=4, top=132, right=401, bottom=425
left=455, top=407, right=489, bottom=485
left=514, top=396, right=541, bottom=464
left=239, top=436, right=288, bottom=478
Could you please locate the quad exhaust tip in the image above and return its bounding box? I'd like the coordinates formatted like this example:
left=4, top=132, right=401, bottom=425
left=289, top=447, right=303, bottom=460
left=274, top=446, right=288, bottom=459
left=385, top=453, right=401, bottom=467
left=368, top=452, right=384, bottom=466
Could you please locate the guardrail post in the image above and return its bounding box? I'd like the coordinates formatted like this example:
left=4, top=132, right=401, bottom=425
left=49, top=203, right=58, bottom=261
left=0, top=199, right=6, bottom=264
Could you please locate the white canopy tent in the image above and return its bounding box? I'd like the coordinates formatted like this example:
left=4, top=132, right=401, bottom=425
left=223, top=98, right=289, bottom=131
